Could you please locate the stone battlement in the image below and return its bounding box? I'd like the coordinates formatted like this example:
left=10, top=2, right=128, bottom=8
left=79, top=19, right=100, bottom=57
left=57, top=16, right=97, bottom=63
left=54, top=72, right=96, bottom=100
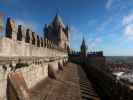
left=0, top=37, right=67, bottom=57
left=4, top=17, right=67, bottom=53
left=0, top=17, right=69, bottom=100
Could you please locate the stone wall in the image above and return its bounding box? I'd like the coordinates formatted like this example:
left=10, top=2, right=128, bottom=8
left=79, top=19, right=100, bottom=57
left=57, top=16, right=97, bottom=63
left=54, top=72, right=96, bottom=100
left=0, top=37, right=67, bottom=57
left=68, top=51, right=105, bottom=66
left=0, top=69, right=7, bottom=100
left=0, top=57, right=68, bottom=100
left=83, top=60, right=133, bottom=100
left=0, top=17, right=69, bottom=100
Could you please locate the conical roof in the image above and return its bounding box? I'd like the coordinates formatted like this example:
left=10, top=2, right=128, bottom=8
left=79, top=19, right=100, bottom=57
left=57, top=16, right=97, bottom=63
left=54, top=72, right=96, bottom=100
left=81, top=37, right=85, bottom=46
left=81, top=37, right=87, bottom=49
left=52, top=13, right=65, bottom=28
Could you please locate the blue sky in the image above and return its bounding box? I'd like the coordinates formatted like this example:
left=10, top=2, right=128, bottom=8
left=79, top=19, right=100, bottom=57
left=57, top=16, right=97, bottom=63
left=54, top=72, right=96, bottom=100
left=0, top=0, right=133, bottom=56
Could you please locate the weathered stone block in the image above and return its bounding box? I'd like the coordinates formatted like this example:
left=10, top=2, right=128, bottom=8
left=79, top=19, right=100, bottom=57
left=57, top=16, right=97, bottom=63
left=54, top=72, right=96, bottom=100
left=17, top=25, right=23, bottom=41
left=37, top=35, right=40, bottom=47
left=58, top=61, right=63, bottom=71
left=48, top=62, right=59, bottom=79
left=7, top=71, right=30, bottom=100
left=25, top=29, right=33, bottom=44
left=31, top=32, right=37, bottom=45
left=5, top=17, right=17, bottom=40
left=40, top=37, right=44, bottom=47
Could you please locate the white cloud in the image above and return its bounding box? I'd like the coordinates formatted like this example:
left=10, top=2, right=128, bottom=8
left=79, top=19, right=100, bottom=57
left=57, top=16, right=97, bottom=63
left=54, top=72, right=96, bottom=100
left=106, top=0, right=124, bottom=10
left=70, top=26, right=83, bottom=41
left=106, top=0, right=113, bottom=9
left=123, top=13, right=133, bottom=26
left=70, top=26, right=83, bottom=50
left=85, top=36, right=103, bottom=51
left=70, top=26, right=103, bottom=51
left=96, top=16, right=113, bottom=32
left=124, top=24, right=133, bottom=39
left=95, top=37, right=102, bottom=43
left=122, top=12, right=133, bottom=39
left=15, top=19, right=37, bottom=32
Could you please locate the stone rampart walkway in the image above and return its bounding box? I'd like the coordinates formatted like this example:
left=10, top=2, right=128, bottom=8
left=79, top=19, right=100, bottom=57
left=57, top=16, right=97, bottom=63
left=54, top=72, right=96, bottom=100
left=31, top=63, right=100, bottom=100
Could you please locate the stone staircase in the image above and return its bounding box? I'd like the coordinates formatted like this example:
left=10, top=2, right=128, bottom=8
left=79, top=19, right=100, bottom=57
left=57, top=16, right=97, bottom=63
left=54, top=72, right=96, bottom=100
left=79, top=80, right=100, bottom=100
left=77, top=64, right=100, bottom=100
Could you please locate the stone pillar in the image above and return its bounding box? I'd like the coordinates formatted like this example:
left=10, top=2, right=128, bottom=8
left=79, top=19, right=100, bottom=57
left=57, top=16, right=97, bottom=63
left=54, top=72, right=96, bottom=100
left=40, top=37, right=44, bottom=47
left=17, top=25, right=26, bottom=41
left=53, top=44, right=56, bottom=49
left=5, top=17, right=17, bottom=40
left=25, top=29, right=31, bottom=43
left=51, top=41, right=53, bottom=48
left=31, top=32, right=37, bottom=45
left=47, top=39, right=50, bottom=48
left=49, top=40, right=51, bottom=48
left=44, top=38, right=48, bottom=48
left=17, top=25, right=23, bottom=41
left=37, top=35, right=40, bottom=47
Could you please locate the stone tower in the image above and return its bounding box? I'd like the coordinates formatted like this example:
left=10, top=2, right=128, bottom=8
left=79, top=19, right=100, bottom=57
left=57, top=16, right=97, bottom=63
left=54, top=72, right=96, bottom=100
left=80, top=37, right=87, bottom=59
left=44, top=14, right=70, bottom=51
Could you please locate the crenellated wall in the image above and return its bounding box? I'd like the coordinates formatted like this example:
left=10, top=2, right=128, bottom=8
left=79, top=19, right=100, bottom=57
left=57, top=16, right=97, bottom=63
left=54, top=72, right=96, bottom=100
left=0, top=37, right=67, bottom=57
left=0, top=17, right=69, bottom=100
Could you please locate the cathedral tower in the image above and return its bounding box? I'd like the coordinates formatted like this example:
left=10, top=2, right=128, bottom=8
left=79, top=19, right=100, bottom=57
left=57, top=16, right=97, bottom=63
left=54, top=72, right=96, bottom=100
left=44, top=14, right=70, bottom=51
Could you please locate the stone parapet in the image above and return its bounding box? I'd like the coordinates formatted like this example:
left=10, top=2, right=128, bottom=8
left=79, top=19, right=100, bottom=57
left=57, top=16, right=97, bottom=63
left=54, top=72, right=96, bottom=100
left=4, top=17, right=68, bottom=53
left=0, top=56, right=68, bottom=100
left=0, top=37, right=67, bottom=57
left=0, top=17, right=69, bottom=100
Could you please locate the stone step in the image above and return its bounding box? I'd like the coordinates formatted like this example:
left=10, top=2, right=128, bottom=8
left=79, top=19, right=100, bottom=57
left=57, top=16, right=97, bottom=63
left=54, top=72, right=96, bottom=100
left=81, top=90, right=98, bottom=97
left=80, top=87, right=94, bottom=91
left=77, top=65, right=100, bottom=100
left=82, top=95, right=100, bottom=100
left=81, top=93, right=99, bottom=99
left=80, top=83, right=93, bottom=88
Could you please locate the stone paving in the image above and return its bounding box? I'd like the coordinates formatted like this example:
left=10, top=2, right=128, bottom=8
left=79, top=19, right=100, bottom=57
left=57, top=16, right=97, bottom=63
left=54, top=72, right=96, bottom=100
left=30, top=62, right=100, bottom=100
left=30, top=62, right=82, bottom=100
